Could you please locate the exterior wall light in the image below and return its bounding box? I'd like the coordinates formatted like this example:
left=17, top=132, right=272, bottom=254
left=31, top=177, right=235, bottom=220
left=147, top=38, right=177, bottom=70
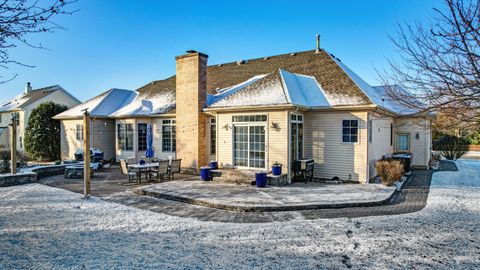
left=270, top=122, right=280, bottom=129
left=416, top=132, right=420, bottom=140
left=223, top=124, right=231, bottom=130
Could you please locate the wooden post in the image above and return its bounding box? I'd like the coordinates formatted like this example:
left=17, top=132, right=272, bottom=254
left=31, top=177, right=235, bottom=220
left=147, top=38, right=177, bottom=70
left=83, top=110, right=91, bottom=198
left=10, top=115, right=17, bottom=174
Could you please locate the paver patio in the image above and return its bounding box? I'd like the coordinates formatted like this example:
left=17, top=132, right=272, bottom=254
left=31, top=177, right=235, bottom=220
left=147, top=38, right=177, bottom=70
left=136, top=180, right=396, bottom=211
left=39, top=160, right=458, bottom=222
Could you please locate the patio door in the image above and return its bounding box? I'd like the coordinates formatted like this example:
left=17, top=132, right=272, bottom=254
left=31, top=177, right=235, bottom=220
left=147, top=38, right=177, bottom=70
left=233, top=125, right=266, bottom=168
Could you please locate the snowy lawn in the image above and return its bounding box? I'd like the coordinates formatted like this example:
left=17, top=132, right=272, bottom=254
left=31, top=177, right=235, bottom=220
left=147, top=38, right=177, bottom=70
left=1, top=161, right=479, bottom=269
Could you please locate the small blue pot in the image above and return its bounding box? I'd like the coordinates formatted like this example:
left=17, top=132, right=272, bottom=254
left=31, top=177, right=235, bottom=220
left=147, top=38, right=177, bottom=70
left=209, top=161, right=218, bottom=170
left=255, top=172, right=267, bottom=188
left=272, top=165, right=282, bottom=176
left=200, top=167, right=212, bottom=181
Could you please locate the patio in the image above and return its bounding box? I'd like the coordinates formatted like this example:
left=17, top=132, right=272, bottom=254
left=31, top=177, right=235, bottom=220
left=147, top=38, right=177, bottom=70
left=136, top=180, right=397, bottom=212
left=40, top=165, right=397, bottom=212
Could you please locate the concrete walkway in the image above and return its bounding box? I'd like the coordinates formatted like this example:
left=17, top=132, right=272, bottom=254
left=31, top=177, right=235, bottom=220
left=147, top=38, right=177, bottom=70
left=136, top=181, right=396, bottom=211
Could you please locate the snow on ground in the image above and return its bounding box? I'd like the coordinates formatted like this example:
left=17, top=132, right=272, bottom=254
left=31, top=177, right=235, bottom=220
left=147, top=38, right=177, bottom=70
left=1, top=161, right=480, bottom=269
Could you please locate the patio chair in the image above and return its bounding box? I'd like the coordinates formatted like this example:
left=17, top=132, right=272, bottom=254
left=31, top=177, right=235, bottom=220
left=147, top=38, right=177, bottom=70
left=120, top=159, right=138, bottom=183
left=169, top=159, right=181, bottom=179
left=150, top=160, right=169, bottom=181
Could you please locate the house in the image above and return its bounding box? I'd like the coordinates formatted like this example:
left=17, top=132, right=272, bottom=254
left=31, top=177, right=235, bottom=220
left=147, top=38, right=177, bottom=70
left=55, top=47, right=432, bottom=182
left=0, top=83, right=81, bottom=151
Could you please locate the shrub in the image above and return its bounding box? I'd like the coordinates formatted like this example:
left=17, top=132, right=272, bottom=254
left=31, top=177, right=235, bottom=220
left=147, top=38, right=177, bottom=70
left=24, top=102, right=68, bottom=161
left=433, top=135, right=469, bottom=160
left=465, top=131, right=480, bottom=145
left=375, top=159, right=405, bottom=186
left=0, top=150, right=30, bottom=173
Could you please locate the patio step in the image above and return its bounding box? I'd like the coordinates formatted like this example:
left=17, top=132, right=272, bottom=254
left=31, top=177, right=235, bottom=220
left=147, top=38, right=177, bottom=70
left=213, top=169, right=257, bottom=185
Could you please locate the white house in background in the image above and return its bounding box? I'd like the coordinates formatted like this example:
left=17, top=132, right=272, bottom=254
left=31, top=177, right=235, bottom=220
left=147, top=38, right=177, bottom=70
left=0, top=83, right=81, bottom=151
left=55, top=48, right=433, bottom=182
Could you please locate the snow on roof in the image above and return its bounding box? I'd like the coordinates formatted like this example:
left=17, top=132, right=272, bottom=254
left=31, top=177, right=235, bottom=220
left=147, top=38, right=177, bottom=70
left=329, top=55, right=417, bottom=115
left=279, top=69, right=330, bottom=107
left=54, top=89, right=136, bottom=119
left=207, top=72, right=289, bottom=108
left=206, top=68, right=369, bottom=109
left=207, top=74, right=268, bottom=107
left=110, top=90, right=176, bottom=117
left=371, top=86, right=420, bottom=115
left=0, top=85, right=60, bottom=112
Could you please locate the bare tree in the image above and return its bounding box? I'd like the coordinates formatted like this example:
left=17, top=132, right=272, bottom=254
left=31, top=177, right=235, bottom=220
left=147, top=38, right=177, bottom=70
left=381, top=0, right=480, bottom=129
left=0, top=0, right=77, bottom=83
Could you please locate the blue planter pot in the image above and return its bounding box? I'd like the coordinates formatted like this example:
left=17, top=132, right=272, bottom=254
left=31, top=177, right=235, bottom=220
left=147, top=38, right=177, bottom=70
left=200, top=167, right=212, bottom=181
left=272, top=165, right=282, bottom=176
left=255, top=172, right=267, bottom=187
left=209, top=161, right=218, bottom=170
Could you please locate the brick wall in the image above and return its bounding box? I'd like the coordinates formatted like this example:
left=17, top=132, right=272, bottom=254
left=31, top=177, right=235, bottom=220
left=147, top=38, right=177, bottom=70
left=175, top=51, right=209, bottom=172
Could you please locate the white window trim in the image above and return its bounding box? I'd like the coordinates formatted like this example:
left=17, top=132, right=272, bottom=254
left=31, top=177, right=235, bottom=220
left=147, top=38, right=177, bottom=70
left=396, top=133, right=411, bottom=152
left=341, top=119, right=360, bottom=144
left=290, top=113, right=304, bottom=161
left=75, top=124, right=83, bottom=141
left=231, top=114, right=269, bottom=170
left=161, top=119, right=176, bottom=153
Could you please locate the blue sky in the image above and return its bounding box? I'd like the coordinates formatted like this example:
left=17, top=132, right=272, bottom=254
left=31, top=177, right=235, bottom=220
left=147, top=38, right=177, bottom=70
left=0, top=0, right=441, bottom=103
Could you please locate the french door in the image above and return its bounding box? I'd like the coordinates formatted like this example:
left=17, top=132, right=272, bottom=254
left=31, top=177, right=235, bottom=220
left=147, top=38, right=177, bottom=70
left=233, top=125, right=266, bottom=168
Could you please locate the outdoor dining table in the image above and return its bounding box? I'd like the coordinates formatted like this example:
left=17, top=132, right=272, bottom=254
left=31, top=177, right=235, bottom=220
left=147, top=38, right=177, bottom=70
left=128, top=162, right=159, bottom=181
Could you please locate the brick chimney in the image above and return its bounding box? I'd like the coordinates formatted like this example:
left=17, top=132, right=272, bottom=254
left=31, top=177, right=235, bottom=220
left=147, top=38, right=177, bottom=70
left=175, top=50, right=209, bottom=172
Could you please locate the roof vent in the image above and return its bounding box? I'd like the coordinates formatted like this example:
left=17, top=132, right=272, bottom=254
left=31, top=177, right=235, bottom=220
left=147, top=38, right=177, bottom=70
left=218, top=64, right=223, bottom=67
left=336, top=57, right=341, bottom=62
left=264, top=57, right=269, bottom=60
left=237, top=60, right=246, bottom=65
left=315, top=34, right=321, bottom=53
left=290, top=53, right=296, bottom=56
left=186, top=50, right=197, bottom=54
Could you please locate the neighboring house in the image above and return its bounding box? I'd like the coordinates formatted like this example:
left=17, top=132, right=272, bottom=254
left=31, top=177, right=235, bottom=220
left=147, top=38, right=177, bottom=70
left=0, top=83, right=81, bottom=151
left=55, top=48, right=432, bottom=182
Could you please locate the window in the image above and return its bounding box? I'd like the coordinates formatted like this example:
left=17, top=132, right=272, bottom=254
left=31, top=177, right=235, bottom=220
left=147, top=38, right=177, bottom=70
left=291, top=114, right=304, bottom=161
left=342, top=120, right=358, bottom=143
left=396, top=133, right=410, bottom=152
left=210, top=118, right=216, bottom=155
left=162, top=119, right=176, bottom=152
left=12, top=112, right=19, bottom=126
left=232, top=115, right=267, bottom=122
left=368, top=120, right=372, bottom=143
left=117, top=123, right=133, bottom=151
left=390, top=123, right=393, bottom=146
left=233, top=125, right=266, bottom=168
left=137, top=123, right=147, bottom=151
left=76, top=124, right=83, bottom=141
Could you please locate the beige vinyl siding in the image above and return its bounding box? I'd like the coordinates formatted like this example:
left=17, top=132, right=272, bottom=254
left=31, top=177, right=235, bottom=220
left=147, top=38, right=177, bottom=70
left=60, top=119, right=115, bottom=161
left=216, top=110, right=289, bottom=172
left=395, top=117, right=431, bottom=168
left=368, top=113, right=394, bottom=178
left=305, top=111, right=369, bottom=183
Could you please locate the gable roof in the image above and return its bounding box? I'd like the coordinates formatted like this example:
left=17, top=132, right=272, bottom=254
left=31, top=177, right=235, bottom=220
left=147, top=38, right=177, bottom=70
left=0, top=85, right=73, bottom=113
left=54, top=89, right=136, bottom=119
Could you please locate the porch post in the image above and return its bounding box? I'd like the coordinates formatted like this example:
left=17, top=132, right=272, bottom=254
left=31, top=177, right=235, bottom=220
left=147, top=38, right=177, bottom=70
left=83, top=110, right=91, bottom=198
